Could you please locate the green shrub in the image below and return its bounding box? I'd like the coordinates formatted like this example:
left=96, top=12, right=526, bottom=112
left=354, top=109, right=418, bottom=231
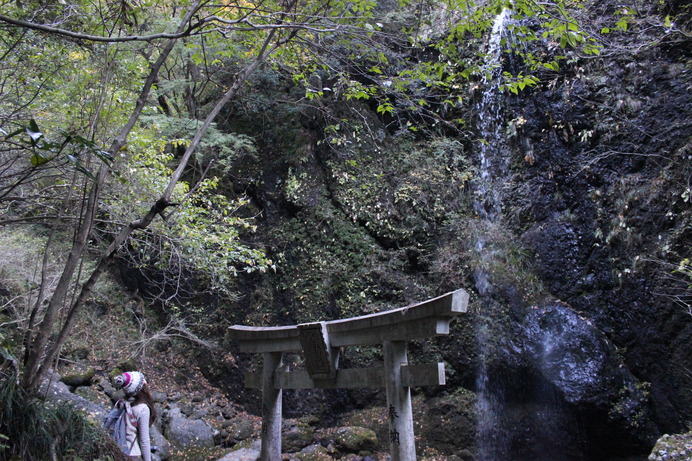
left=0, top=372, right=124, bottom=461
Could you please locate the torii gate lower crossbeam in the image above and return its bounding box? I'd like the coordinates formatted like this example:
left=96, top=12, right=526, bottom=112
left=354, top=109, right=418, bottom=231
left=227, top=289, right=469, bottom=461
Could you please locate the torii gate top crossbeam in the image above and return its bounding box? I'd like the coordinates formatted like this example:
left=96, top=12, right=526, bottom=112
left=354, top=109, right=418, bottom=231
left=228, top=289, right=469, bottom=353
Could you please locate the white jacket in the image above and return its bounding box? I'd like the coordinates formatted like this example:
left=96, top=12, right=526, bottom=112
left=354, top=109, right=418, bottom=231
left=125, top=402, right=151, bottom=461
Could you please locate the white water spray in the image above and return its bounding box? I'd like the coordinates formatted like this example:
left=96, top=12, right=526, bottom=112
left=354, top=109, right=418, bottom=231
left=474, top=8, right=510, bottom=222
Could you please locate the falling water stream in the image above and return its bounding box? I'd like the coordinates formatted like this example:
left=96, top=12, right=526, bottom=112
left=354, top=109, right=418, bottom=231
left=470, top=12, right=587, bottom=460
left=473, top=8, right=510, bottom=224
left=472, top=9, right=512, bottom=461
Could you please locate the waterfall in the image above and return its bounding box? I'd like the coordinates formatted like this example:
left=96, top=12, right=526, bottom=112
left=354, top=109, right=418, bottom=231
left=468, top=9, right=612, bottom=461
left=470, top=12, right=586, bottom=460
left=472, top=8, right=512, bottom=297
left=474, top=7, right=509, bottom=222
left=473, top=9, right=512, bottom=461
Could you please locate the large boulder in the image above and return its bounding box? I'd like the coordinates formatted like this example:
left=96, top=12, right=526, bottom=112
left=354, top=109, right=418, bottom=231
left=61, top=367, right=96, bottom=388
left=41, top=371, right=108, bottom=423
left=648, top=431, right=692, bottom=461
left=150, top=425, right=171, bottom=460
left=281, top=418, right=316, bottom=453
left=164, top=407, right=214, bottom=448
left=522, top=303, right=641, bottom=405
left=332, top=426, right=378, bottom=454
left=519, top=302, right=659, bottom=457
left=223, top=415, right=255, bottom=444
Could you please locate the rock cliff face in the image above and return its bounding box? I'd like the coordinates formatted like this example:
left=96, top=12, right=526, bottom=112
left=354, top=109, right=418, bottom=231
left=490, top=30, right=691, bottom=457
left=157, top=2, right=691, bottom=460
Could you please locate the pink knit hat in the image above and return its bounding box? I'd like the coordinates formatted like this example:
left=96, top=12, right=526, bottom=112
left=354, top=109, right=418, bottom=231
left=114, top=371, right=146, bottom=395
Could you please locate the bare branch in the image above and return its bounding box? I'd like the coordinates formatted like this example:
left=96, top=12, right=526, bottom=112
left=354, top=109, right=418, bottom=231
left=0, top=12, right=345, bottom=45
left=130, top=318, right=217, bottom=360
left=0, top=13, right=205, bottom=43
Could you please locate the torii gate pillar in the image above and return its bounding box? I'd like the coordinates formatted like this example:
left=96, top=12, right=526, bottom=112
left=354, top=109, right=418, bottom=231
left=384, top=340, right=415, bottom=460
left=260, top=351, right=283, bottom=460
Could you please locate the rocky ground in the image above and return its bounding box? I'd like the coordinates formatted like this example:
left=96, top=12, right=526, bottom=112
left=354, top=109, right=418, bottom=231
left=51, top=302, right=407, bottom=461
left=47, top=366, right=394, bottom=461
left=48, top=355, right=692, bottom=461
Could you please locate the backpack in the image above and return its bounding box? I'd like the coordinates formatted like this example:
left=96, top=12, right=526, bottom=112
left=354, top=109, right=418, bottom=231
left=103, top=399, right=137, bottom=455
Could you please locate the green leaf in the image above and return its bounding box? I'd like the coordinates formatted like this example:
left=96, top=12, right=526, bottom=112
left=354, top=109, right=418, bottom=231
left=1, top=337, right=15, bottom=363
left=544, top=61, right=560, bottom=71
left=30, top=153, right=49, bottom=167
left=28, top=118, right=40, bottom=134
left=76, top=164, right=95, bottom=179
left=95, top=150, right=114, bottom=164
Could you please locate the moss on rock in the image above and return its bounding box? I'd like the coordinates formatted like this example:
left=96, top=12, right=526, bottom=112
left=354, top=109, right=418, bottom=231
left=61, top=367, right=95, bottom=387
left=648, top=431, right=692, bottom=461
left=333, top=426, right=378, bottom=453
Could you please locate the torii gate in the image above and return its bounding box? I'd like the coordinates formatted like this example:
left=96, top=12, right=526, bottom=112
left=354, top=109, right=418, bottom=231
left=227, top=289, right=469, bottom=461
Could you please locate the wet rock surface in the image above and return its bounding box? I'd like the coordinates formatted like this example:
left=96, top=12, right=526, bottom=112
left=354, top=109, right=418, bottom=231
left=523, top=303, right=636, bottom=405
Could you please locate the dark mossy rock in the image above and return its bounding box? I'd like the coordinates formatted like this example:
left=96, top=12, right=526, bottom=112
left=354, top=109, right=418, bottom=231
left=336, top=407, right=388, bottom=452
left=60, top=367, right=95, bottom=387
left=65, top=346, right=90, bottom=360
left=114, top=359, right=139, bottom=375
left=225, top=416, right=255, bottom=443
left=413, top=389, right=477, bottom=456
left=179, top=402, right=194, bottom=416
left=220, top=403, right=236, bottom=419
left=332, top=426, right=378, bottom=454
left=75, top=385, right=111, bottom=407
left=282, top=418, right=316, bottom=453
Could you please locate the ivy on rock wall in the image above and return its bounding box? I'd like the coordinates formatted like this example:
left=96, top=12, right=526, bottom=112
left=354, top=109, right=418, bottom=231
left=226, top=96, right=479, bottom=325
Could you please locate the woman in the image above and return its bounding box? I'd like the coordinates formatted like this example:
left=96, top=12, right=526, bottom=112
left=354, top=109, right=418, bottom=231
left=114, top=371, right=157, bottom=461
